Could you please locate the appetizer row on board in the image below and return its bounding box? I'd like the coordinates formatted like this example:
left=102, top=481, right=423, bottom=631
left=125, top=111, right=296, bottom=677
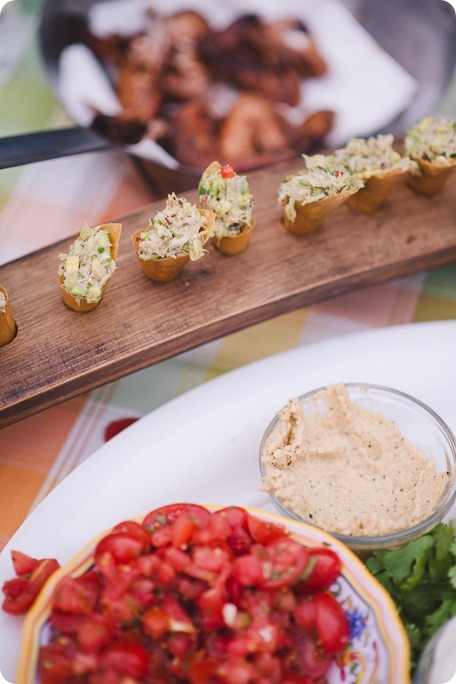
left=279, top=115, right=456, bottom=234
left=59, top=159, right=255, bottom=313
left=0, top=116, right=454, bottom=339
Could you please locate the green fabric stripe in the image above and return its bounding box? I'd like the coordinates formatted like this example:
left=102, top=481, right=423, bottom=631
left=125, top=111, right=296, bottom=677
left=0, top=167, right=22, bottom=198
left=0, top=28, right=59, bottom=133
left=422, top=265, right=456, bottom=302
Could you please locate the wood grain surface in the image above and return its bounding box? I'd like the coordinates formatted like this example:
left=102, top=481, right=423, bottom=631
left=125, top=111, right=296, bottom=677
left=1, top=158, right=455, bottom=429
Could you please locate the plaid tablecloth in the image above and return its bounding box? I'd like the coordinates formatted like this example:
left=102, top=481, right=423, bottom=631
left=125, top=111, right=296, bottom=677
left=0, top=3, right=456, bottom=552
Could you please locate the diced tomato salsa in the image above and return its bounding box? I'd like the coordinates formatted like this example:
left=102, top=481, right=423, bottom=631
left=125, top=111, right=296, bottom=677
left=3, top=505, right=349, bottom=683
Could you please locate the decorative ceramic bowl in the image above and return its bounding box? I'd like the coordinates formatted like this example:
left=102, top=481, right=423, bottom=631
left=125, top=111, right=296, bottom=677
left=259, top=383, right=456, bottom=553
left=18, top=506, right=410, bottom=683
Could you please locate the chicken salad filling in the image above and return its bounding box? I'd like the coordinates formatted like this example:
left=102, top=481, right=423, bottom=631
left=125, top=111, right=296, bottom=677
left=58, top=226, right=116, bottom=304
left=278, top=154, right=363, bottom=222
left=137, top=193, right=210, bottom=261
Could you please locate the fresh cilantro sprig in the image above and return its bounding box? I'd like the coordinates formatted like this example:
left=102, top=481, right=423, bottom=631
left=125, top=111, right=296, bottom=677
left=366, top=521, right=456, bottom=667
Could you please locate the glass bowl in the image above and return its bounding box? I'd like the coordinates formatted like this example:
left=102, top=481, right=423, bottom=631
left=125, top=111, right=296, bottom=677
left=259, top=383, right=456, bottom=553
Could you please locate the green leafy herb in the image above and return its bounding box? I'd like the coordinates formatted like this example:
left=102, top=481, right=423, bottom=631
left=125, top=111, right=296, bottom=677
left=366, top=522, right=456, bottom=668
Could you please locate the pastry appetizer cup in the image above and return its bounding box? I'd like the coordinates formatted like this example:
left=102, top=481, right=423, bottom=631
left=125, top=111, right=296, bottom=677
left=405, top=116, right=456, bottom=196
left=0, top=284, right=16, bottom=346
left=58, top=223, right=122, bottom=313
left=283, top=192, right=355, bottom=235
left=133, top=194, right=214, bottom=282
left=278, top=154, right=363, bottom=235
left=334, top=134, right=415, bottom=213
left=346, top=169, right=405, bottom=213
left=198, top=161, right=254, bottom=255
left=132, top=241, right=190, bottom=282
left=213, top=222, right=254, bottom=255
left=407, top=157, right=456, bottom=196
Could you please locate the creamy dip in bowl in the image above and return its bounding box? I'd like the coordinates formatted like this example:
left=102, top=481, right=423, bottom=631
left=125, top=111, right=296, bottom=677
left=259, top=383, right=456, bottom=553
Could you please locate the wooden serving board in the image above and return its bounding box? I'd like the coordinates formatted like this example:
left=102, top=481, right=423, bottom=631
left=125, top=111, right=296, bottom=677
left=1, top=158, right=456, bottom=429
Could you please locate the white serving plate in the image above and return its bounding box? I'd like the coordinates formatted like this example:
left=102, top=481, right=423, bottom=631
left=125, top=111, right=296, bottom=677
left=1, top=320, right=456, bottom=681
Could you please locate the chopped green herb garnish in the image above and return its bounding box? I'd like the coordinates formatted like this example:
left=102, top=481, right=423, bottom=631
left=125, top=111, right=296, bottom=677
left=366, top=521, right=456, bottom=668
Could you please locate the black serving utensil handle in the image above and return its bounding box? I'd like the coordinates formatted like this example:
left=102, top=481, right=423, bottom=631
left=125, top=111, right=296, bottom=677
left=0, top=126, right=112, bottom=170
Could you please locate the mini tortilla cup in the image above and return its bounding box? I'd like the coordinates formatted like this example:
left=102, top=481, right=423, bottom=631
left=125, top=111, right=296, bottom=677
left=347, top=169, right=405, bottom=213
left=283, top=189, right=358, bottom=235
left=213, top=222, right=253, bottom=256
left=59, top=222, right=122, bottom=313
left=407, top=158, right=456, bottom=196
left=0, top=285, right=16, bottom=347
left=131, top=239, right=189, bottom=282
left=133, top=208, right=215, bottom=282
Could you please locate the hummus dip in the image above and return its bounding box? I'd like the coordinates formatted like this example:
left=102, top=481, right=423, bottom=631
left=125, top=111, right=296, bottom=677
left=261, top=384, right=449, bottom=537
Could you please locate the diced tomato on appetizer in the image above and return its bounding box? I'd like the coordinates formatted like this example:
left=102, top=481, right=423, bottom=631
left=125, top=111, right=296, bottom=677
left=220, top=164, right=236, bottom=178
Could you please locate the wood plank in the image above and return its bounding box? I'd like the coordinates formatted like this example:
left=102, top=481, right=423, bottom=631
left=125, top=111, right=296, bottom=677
left=1, top=158, right=455, bottom=429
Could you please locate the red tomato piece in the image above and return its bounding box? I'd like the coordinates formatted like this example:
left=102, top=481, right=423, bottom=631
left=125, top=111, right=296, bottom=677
left=221, top=164, right=236, bottom=178
left=294, top=598, right=316, bottom=632
left=282, top=674, right=314, bottom=684
left=162, top=546, right=191, bottom=572
left=99, top=641, right=149, bottom=678
left=50, top=609, right=85, bottom=634
left=184, top=563, right=217, bottom=583
left=232, top=554, right=263, bottom=587
left=111, top=520, right=151, bottom=548
left=177, top=576, right=206, bottom=601
left=143, top=606, right=170, bottom=639
left=197, top=585, right=226, bottom=631
left=167, top=632, right=197, bottom=659
left=257, top=539, right=308, bottom=590
left=188, top=659, right=219, bottom=684
left=104, top=418, right=139, bottom=442
left=38, top=643, right=74, bottom=684
left=11, top=550, right=40, bottom=577
left=96, top=561, right=133, bottom=602
left=297, top=548, right=342, bottom=592
left=314, top=592, right=349, bottom=654
left=53, top=570, right=100, bottom=615
left=162, top=595, right=195, bottom=633
left=95, top=533, right=144, bottom=565
left=100, top=595, right=138, bottom=627
left=2, top=576, right=28, bottom=599
left=142, top=503, right=210, bottom=533
left=292, top=625, right=332, bottom=680
left=129, top=577, right=155, bottom=609
left=151, top=525, right=173, bottom=548
left=272, top=587, right=296, bottom=613
left=77, top=614, right=113, bottom=652
left=191, top=513, right=231, bottom=544
left=2, top=558, right=60, bottom=615
left=252, top=651, right=282, bottom=679
left=247, top=515, right=287, bottom=545
left=192, top=543, right=232, bottom=573
left=140, top=555, right=176, bottom=588
left=212, top=506, right=249, bottom=530
left=172, top=514, right=196, bottom=547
